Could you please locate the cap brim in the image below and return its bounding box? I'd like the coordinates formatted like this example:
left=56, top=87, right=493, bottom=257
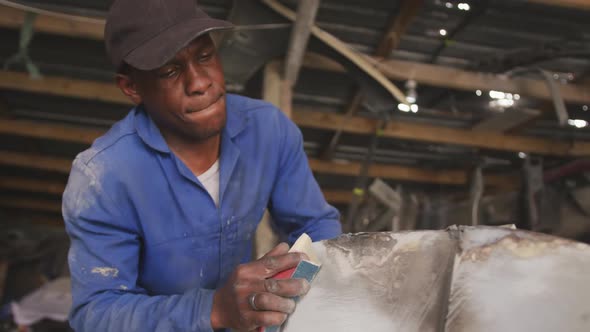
left=124, top=17, right=233, bottom=71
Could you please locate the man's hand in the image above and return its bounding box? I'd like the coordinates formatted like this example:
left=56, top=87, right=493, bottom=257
left=210, top=243, right=310, bottom=331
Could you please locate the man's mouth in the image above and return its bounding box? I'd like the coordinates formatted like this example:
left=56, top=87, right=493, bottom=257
left=186, top=93, right=224, bottom=114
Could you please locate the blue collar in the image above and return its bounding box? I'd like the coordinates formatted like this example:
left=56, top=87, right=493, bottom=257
left=224, top=94, right=249, bottom=138
left=133, top=94, right=248, bottom=154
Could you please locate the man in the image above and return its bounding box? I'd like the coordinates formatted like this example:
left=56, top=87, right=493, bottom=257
left=62, top=0, right=342, bottom=331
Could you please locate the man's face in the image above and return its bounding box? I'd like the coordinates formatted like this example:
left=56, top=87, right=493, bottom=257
left=124, top=34, right=227, bottom=142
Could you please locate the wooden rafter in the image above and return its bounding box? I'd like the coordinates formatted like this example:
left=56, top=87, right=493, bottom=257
left=375, top=0, right=425, bottom=57
left=0, top=150, right=71, bottom=173
left=0, top=70, right=127, bottom=105
left=1, top=4, right=588, bottom=104
left=0, top=139, right=514, bottom=188
left=0, top=0, right=586, bottom=42
left=1, top=71, right=587, bottom=156
left=0, top=151, right=355, bottom=204
left=0, top=198, right=62, bottom=213
left=2, top=212, right=64, bottom=227
left=309, top=159, right=517, bottom=190
left=262, top=0, right=407, bottom=103
left=322, top=0, right=424, bottom=160
left=292, top=108, right=590, bottom=157
left=322, top=190, right=353, bottom=204
left=528, top=0, right=590, bottom=10
left=0, top=176, right=66, bottom=195
left=0, top=166, right=355, bottom=208
left=278, top=0, right=321, bottom=117
left=0, top=114, right=100, bottom=144
left=0, top=5, right=104, bottom=40
left=303, top=53, right=590, bottom=105
left=0, top=172, right=352, bottom=212
left=473, top=108, right=542, bottom=132
left=0, top=260, right=6, bottom=301
left=0, top=173, right=353, bottom=204
left=262, top=60, right=288, bottom=111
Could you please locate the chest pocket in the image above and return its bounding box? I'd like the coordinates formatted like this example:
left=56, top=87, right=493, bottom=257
left=220, top=198, right=262, bottom=249
left=242, top=206, right=266, bottom=241
left=140, top=235, right=219, bottom=294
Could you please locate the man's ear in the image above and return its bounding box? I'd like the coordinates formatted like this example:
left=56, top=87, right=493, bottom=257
left=115, top=74, right=142, bottom=105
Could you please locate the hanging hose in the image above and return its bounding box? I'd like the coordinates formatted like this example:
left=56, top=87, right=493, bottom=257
left=538, top=68, right=568, bottom=127
left=3, top=11, right=41, bottom=78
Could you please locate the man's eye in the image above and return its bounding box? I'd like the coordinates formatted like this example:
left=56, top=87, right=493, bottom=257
left=159, top=68, right=178, bottom=78
left=199, top=52, right=214, bottom=62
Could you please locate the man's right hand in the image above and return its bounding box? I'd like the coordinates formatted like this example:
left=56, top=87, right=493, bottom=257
left=210, top=242, right=310, bottom=331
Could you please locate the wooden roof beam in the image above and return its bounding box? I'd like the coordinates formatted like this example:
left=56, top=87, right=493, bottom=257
left=0, top=174, right=353, bottom=204
left=0, top=70, right=128, bottom=105
left=276, top=0, right=320, bottom=117
left=0, top=176, right=66, bottom=195
left=322, top=190, right=353, bottom=205
left=262, top=0, right=407, bottom=104
left=0, top=150, right=71, bottom=173
left=309, top=159, right=517, bottom=190
left=263, top=60, right=291, bottom=117
left=0, top=143, right=515, bottom=188
left=0, top=174, right=352, bottom=205
left=375, top=0, right=425, bottom=57
left=0, top=4, right=104, bottom=40
left=292, top=107, right=590, bottom=157
left=0, top=116, right=101, bottom=144
left=0, top=198, right=61, bottom=213
left=472, top=108, right=542, bottom=132
left=322, top=0, right=424, bottom=160
left=0, top=150, right=356, bottom=204
left=2, top=71, right=587, bottom=156
left=528, top=0, right=590, bottom=10
left=1, top=211, right=64, bottom=227
left=303, top=53, right=590, bottom=105
left=1, top=4, right=588, bottom=104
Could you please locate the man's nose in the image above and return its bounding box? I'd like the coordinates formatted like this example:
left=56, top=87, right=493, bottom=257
left=184, top=63, right=212, bottom=95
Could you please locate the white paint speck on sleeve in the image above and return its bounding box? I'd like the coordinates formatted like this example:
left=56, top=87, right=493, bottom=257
left=91, top=267, right=119, bottom=277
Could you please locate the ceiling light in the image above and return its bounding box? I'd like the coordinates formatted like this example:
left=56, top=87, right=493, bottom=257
left=398, top=103, right=411, bottom=112
left=488, top=90, right=519, bottom=109
left=518, top=152, right=527, bottom=159
left=445, top=2, right=453, bottom=8
left=458, top=3, right=471, bottom=11
left=439, top=29, right=447, bottom=36
left=489, top=90, right=505, bottom=99
left=497, top=99, right=515, bottom=108
left=568, top=119, right=588, bottom=129
left=476, top=90, right=482, bottom=96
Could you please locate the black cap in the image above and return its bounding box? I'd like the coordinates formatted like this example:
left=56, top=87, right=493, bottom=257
left=105, top=0, right=233, bottom=71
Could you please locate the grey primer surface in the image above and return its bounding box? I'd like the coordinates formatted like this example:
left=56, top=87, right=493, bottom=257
left=282, top=226, right=590, bottom=332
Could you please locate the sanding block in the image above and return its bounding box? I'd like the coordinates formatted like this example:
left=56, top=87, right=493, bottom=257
left=259, top=233, right=321, bottom=332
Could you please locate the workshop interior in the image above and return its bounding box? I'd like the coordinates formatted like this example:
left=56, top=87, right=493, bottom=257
left=0, top=0, right=589, bottom=331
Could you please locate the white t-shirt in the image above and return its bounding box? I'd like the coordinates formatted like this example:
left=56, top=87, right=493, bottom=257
left=196, top=160, right=220, bottom=207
